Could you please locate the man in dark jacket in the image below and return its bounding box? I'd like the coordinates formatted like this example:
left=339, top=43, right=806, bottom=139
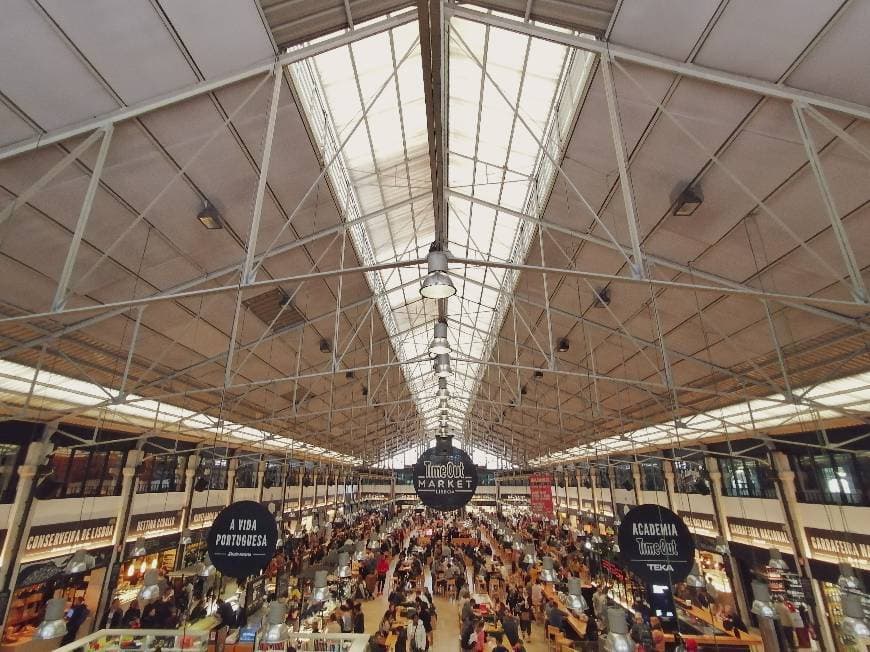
left=60, top=598, right=89, bottom=645
left=501, top=611, right=521, bottom=647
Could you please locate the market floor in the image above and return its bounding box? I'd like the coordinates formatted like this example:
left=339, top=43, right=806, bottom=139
left=359, top=561, right=550, bottom=651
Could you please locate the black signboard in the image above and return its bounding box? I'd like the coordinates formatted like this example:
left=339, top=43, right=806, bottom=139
left=24, top=517, right=116, bottom=557
left=618, top=504, right=694, bottom=584
left=206, top=501, right=278, bottom=578
left=413, top=438, right=478, bottom=511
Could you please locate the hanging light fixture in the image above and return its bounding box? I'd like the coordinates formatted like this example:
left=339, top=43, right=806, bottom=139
left=686, top=562, right=706, bottom=588
left=311, top=570, right=330, bottom=602
left=841, top=594, right=870, bottom=639
left=420, top=250, right=456, bottom=299
left=564, top=578, right=588, bottom=611
left=838, top=562, right=862, bottom=591
left=181, top=528, right=193, bottom=545
left=434, top=353, right=452, bottom=378
left=65, top=549, right=96, bottom=574
left=767, top=548, right=788, bottom=570
left=606, top=607, right=634, bottom=652
left=429, top=320, right=451, bottom=355
left=131, top=536, right=148, bottom=557
left=138, top=568, right=162, bottom=607
left=261, top=602, right=292, bottom=643
left=750, top=581, right=776, bottom=619
left=336, top=552, right=352, bottom=579
left=523, top=544, right=538, bottom=566
left=437, top=377, right=450, bottom=400
left=33, top=598, right=67, bottom=640
left=439, top=400, right=449, bottom=414
left=540, top=557, right=557, bottom=583
left=199, top=554, right=215, bottom=577
left=367, top=537, right=379, bottom=550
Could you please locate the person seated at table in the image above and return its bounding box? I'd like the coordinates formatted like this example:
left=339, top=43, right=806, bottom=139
left=388, top=585, right=406, bottom=606
left=461, top=597, right=477, bottom=627
left=368, top=627, right=389, bottom=652
left=381, top=603, right=398, bottom=630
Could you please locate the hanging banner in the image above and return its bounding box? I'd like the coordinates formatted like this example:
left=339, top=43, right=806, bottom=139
left=529, top=473, right=554, bottom=517
left=413, top=439, right=478, bottom=511
left=207, top=501, right=278, bottom=578
left=618, top=504, right=695, bottom=584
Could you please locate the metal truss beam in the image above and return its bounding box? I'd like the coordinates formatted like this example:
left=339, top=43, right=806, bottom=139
left=446, top=5, right=870, bottom=121
left=0, top=10, right=420, bottom=162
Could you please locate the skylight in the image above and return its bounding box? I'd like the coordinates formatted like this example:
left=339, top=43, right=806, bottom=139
left=289, top=10, right=593, bottom=464
left=529, top=371, right=870, bottom=466
left=0, top=360, right=360, bottom=464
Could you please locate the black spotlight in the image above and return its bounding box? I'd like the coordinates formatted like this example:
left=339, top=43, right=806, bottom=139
left=194, top=476, right=209, bottom=492
left=263, top=478, right=274, bottom=489
left=34, top=475, right=62, bottom=500
left=622, top=479, right=634, bottom=491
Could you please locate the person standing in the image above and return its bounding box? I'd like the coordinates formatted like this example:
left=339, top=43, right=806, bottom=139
left=518, top=599, right=534, bottom=641
left=376, top=553, right=390, bottom=595
left=214, top=598, right=236, bottom=652
left=104, top=598, right=123, bottom=629
left=407, top=612, right=427, bottom=652
left=60, top=597, right=90, bottom=645
left=630, top=612, right=653, bottom=651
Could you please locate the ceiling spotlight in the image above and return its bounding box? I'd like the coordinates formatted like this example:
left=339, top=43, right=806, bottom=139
left=534, top=369, right=544, bottom=379
left=434, top=353, right=452, bottom=378
left=557, top=338, right=570, bottom=353
left=420, top=250, right=456, bottom=299
left=345, top=371, right=355, bottom=379
left=319, top=339, right=331, bottom=354
left=429, top=320, right=451, bottom=355
left=673, top=185, right=703, bottom=216
left=437, top=378, right=450, bottom=401
left=197, top=203, right=223, bottom=230
left=593, top=286, right=611, bottom=307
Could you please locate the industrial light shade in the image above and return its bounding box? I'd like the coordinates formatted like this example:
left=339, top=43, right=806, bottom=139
left=673, top=186, right=703, bottom=216
left=540, top=557, right=557, bottom=583
left=197, top=203, right=223, bottom=229
left=434, top=353, right=452, bottom=378
left=686, top=562, right=706, bottom=588
left=564, top=578, right=587, bottom=611
left=420, top=250, right=456, bottom=299
left=606, top=607, right=633, bottom=651
left=311, top=570, right=330, bottom=602
left=429, top=320, right=451, bottom=355
left=439, top=401, right=449, bottom=414
left=336, top=552, right=352, bottom=579
left=437, top=377, right=450, bottom=400
left=368, top=538, right=379, bottom=550
left=131, top=536, right=148, bottom=557
left=33, top=598, right=67, bottom=640
left=181, top=528, right=193, bottom=545
left=138, top=569, right=162, bottom=607
left=841, top=594, right=870, bottom=639
left=767, top=548, right=788, bottom=570
left=838, top=562, right=862, bottom=591
left=523, top=544, right=538, bottom=566
left=65, top=549, right=96, bottom=574
left=261, top=602, right=292, bottom=643
left=750, top=581, right=775, bottom=618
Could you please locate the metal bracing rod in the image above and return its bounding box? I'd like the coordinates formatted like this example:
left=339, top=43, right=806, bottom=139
left=804, top=105, right=870, bottom=164
left=446, top=5, right=870, bottom=122
left=792, top=102, right=867, bottom=302
left=0, top=189, right=427, bottom=360
left=600, top=53, right=644, bottom=280
left=449, top=27, right=635, bottom=271
left=117, top=306, right=144, bottom=400
left=51, top=126, right=114, bottom=311
left=611, top=59, right=857, bottom=300
left=448, top=189, right=870, bottom=332
left=0, top=258, right=426, bottom=326
left=0, top=129, right=104, bottom=230
left=0, top=10, right=419, bottom=163
left=242, top=64, right=283, bottom=285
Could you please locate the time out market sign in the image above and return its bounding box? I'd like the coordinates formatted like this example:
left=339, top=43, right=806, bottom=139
left=413, top=442, right=478, bottom=511
left=618, top=504, right=694, bottom=584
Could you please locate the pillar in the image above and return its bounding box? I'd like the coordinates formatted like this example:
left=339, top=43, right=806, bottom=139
left=333, top=469, right=339, bottom=509
left=95, top=449, right=143, bottom=627
left=705, top=456, right=752, bottom=626
left=297, top=468, right=304, bottom=513
left=631, top=462, right=643, bottom=504
left=0, top=432, right=54, bottom=630
left=771, top=451, right=835, bottom=652
left=589, top=465, right=599, bottom=522
left=662, top=460, right=676, bottom=510
left=255, top=459, right=265, bottom=503
left=175, top=453, right=199, bottom=571
left=312, top=470, right=320, bottom=507
left=226, top=458, right=239, bottom=505
left=390, top=475, right=396, bottom=502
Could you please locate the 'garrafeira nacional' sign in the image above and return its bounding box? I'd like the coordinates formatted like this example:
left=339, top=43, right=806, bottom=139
left=207, top=501, right=278, bottom=578
left=413, top=438, right=478, bottom=511
left=618, top=504, right=695, bottom=584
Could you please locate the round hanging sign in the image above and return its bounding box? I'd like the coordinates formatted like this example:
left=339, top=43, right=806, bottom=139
left=413, top=439, right=478, bottom=511
left=206, top=500, right=278, bottom=578
left=617, top=504, right=695, bottom=584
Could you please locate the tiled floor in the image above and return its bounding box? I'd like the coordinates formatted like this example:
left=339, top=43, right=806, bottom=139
left=359, top=561, right=551, bottom=651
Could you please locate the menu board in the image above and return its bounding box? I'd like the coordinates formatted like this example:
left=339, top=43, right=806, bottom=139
left=530, top=473, right=554, bottom=517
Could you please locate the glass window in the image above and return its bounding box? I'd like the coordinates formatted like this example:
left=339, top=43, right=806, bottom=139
left=136, top=454, right=188, bottom=493
left=614, top=464, right=634, bottom=490
left=264, top=462, right=283, bottom=489
left=48, top=447, right=127, bottom=498
left=235, top=460, right=257, bottom=488
left=640, top=462, right=665, bottom=491
left=0, top=443, right=23, bottom=503
left=197, top=453, right=228, bottom=491
left=595, top=465, right=610, bottom=488
left=792, top=452, right=868, bottom=506
left=719, top=458, right=776, bottom=499
left=674, top=460, right=704, bottom=493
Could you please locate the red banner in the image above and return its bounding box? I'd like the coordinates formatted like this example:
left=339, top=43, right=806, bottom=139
left=529, top=473, right=554, bottom=517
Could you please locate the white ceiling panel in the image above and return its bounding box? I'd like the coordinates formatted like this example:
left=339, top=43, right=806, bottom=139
left=609, top=0, right=721, bottom=61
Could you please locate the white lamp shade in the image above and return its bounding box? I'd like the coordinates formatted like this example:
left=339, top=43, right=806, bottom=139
left=34, top=598, right=67, bottom=640
left=429, top=321, right=451, bottom=355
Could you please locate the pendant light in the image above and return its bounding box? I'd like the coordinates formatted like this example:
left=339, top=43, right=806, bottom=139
left=33, top=598, right=67, bottom=640
left=686, top=562, right=706, bottom=588
left=181, top=528, right=193, bottom=545
left=65, top=549, right=96, bottom=574
left=311, top=570, right=330, bottom=602
left=750, top=581, right=775, bottom=619
left=429, top=320, right=451, bottom=355
left=540, top=557, right=557, bottom=583
left=367, top=537, right=379, bottom=550
left=138, top=568, right=161, bottom=607
left=837, top=562, right=862, bottom=591
left=841, top=594, right=870, bottom=639
left=131, top=536, right=148, bottom=557
left=606, top=607, right=633, bottom=652
left=564, top=578, right=588, bottom=611
left=434, top=353, right=452, bottom=378
left=420, top=250, right=456, bottom=299
left=261, top=602, right=292, bottom=643
left=336, top=552, right=352, bottom=579
left=523, top=544, right=538, bottom=566
left=767, top=548, right=788, bottom=570
left=437, top=377, right=450, bottom=400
